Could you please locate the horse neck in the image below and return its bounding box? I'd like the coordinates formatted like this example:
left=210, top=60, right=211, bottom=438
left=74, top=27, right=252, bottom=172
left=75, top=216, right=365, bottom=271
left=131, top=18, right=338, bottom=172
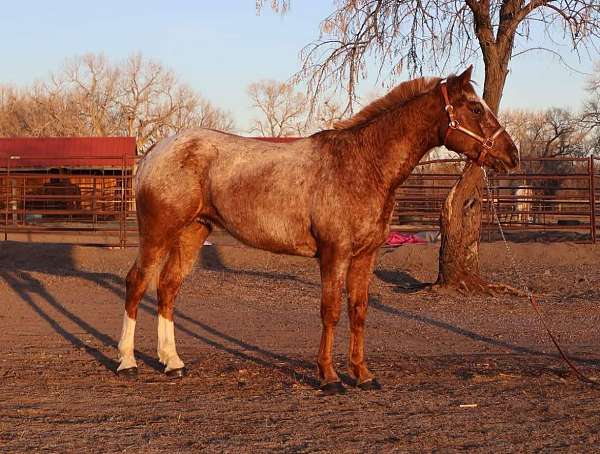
left=355, top=91, right=444, bottom=191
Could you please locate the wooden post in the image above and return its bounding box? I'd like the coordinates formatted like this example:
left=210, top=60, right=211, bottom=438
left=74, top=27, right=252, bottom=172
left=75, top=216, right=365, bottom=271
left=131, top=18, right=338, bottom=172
left=590, top=156, right=596, bottom=244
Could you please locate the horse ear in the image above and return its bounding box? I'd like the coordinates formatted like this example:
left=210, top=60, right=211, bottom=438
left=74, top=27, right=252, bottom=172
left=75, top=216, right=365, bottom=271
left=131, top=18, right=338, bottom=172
left=458, top=65, right=473, bottom=87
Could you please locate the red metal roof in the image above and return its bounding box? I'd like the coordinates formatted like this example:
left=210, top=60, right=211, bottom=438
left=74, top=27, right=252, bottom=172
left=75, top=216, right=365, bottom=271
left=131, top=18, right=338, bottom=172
left=0, top=137, right=136, bottom=168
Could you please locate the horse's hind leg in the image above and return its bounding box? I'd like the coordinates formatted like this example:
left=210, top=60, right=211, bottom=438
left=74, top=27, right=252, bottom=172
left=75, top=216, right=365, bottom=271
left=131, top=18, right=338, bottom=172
left=157, top=223, right=209, bottom=377
left=118, top=241, right=168, bottom=376
left=346, top=251, right=380, bottom=390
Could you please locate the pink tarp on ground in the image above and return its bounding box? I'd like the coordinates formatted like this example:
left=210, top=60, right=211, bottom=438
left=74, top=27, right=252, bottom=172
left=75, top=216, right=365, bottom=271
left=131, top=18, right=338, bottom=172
left=385, top=231, right=426, bottom=247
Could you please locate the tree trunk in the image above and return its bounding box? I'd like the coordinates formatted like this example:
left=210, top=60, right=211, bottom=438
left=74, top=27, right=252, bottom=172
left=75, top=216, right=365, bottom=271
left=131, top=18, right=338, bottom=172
left=435, top=163, right=489, bottom=292
left=435, top=57, right=509, bottom=293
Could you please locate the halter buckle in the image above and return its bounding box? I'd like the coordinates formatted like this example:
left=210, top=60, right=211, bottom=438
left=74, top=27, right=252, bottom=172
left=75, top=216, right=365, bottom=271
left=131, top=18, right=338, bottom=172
left=482, top=138, right=494, bottom=150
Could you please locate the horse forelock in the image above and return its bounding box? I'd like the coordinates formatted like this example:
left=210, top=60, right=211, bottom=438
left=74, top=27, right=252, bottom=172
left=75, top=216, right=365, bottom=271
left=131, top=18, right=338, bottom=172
left=333, top=76, right=441, bottom=130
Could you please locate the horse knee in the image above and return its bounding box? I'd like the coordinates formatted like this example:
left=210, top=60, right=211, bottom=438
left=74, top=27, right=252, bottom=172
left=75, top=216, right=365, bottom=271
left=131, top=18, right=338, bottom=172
left=158, top=255, right=185, bottom=290
left=157, top=280, right=180, bottom=316
left=348, top=302, right=368, bottom=329
left=321, top=304, right=342, bottom=326
left=125, top=265, right=143, bottom=294
left=157, top=258, right=187, bottom=318
left=124, top=266, right=143, bottom=315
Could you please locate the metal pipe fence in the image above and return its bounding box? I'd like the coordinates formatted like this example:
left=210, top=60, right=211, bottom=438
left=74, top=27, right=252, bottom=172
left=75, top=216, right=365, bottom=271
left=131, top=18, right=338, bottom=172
left=0, top=155, right=136, bottom=247
left=394, top=156, right=599, bottom=243
left=1, top=154, right=598, bottom=246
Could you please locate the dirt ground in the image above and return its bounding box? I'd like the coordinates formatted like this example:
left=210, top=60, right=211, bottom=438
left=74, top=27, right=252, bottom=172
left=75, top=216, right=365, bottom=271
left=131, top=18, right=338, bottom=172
left=1, top=234, right=600, bottom=452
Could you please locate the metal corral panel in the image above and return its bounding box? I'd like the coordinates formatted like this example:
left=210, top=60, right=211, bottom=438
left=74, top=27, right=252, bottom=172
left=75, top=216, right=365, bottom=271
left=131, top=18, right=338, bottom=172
left=0, top=137, right=136, bottom=169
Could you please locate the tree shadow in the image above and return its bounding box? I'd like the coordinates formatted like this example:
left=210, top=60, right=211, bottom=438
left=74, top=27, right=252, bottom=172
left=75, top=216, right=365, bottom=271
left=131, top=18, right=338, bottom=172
left=200, top=245, right=318, bottom=287
left=485, top=230, right=590, bottom=243
left=370, top=296, right=600, bottom=367
left=200, top=244, right=228, bottom=271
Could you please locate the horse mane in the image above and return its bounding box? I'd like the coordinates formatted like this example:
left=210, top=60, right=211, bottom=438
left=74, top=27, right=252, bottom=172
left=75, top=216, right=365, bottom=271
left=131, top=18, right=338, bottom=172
left=333, top=77, right=440, bottom=130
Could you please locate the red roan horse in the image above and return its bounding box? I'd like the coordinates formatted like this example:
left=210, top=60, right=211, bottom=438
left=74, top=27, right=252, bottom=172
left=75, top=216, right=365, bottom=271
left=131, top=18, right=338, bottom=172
left=117, top=66, right=518, bottom=394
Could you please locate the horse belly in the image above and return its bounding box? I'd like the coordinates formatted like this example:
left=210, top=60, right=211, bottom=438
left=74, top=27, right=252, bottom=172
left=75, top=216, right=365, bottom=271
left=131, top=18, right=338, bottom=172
left=215, top=208, right=317, bottom=256
left=209, top=179, right=317, bottom=257
left=207, top=144, right=320, bottom=256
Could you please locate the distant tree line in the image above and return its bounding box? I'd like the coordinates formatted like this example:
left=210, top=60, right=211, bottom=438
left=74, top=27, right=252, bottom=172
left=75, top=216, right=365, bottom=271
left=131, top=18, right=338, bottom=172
left=2, top=52, right=600, bottom=158
left=0, top=53, right=234, bottom=153
left=246, top=79, right=343, bottom=136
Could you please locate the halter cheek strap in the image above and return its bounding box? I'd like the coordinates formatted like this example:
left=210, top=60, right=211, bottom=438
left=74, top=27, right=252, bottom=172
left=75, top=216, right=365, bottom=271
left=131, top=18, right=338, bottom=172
left=440, top=80, right=505, bottom=167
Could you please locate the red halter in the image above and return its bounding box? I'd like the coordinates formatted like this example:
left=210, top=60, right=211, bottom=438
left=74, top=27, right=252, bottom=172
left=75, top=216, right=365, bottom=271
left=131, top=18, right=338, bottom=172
left=440, top=79, right=505, bottom=167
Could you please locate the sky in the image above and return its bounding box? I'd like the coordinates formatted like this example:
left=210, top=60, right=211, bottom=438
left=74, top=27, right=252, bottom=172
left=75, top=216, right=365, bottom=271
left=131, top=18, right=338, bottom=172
left=1, top=1, right=597, bottom=133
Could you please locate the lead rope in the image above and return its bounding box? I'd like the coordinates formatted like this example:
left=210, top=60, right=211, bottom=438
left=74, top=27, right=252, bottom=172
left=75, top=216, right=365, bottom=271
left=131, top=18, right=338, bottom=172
left=482, top=168, right=599, bottom=387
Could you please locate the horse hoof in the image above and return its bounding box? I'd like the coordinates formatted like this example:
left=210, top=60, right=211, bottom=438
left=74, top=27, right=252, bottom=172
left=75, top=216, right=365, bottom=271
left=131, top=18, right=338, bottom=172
left=320, top=381, right=347, bottom=396
left=357, top=378, right=382, bottom=391
left=117, top=367, right=138, bottom=378
left=166, top=367, right=186, bottom=379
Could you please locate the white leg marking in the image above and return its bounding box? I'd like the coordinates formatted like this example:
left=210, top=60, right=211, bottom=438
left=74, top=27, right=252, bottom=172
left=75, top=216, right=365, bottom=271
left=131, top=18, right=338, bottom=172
left=117, top=312, right=137, bottom=371
left=157, top=314, right=185, bottom=373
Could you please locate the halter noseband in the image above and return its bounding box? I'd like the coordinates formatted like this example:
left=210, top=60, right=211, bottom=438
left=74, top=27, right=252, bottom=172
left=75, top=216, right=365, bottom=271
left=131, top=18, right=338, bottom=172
left=440, top=79, right=505, bottom=167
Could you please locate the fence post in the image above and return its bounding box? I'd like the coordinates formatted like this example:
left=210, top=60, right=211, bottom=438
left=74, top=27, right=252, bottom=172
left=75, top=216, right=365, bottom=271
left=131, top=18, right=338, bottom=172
left=590, top=156, right=597, bottom=244
left=3, top=156, right=9, bottom=241
left=92, top=176, right=97, bottom=228
left=22, top=176, right=26, bottom=226
left=120, top=155, right=126, bottom=248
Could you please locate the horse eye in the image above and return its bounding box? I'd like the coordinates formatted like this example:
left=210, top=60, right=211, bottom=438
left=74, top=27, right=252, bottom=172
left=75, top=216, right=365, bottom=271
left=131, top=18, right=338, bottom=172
left=470, top=104, right=483, bottom=115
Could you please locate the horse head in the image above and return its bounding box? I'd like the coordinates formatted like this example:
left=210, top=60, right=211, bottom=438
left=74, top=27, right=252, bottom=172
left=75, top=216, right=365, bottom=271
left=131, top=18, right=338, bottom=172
left=439, top=66, right=519, bottom=172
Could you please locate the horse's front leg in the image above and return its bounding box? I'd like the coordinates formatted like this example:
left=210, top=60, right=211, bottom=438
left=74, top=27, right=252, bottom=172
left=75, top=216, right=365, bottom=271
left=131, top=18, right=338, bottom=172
left=317, top=247, right=350, bottom=395
left=347, top=251, right=381, bottom=390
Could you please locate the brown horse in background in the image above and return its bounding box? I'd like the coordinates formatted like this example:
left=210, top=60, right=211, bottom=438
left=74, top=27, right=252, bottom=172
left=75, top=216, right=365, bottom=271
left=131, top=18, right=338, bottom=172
left=117, top=66, right=519, bottom=394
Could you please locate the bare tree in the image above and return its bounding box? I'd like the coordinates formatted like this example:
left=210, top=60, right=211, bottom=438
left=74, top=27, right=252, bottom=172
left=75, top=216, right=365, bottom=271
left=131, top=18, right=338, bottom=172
left=0, top=53, right=235, bottom=152
left=58, top=53, right=121, bottom=136
left=503, top=108, right=589, bottom=159
left=314, top=99, right=344, bottom=129
left=196, top=98, right=236, bottom=131
left=115, top=54, right=232, bottom=151
left=263, top=0, right=600, bottom=293
left=247, top=79, right=307, bottom=136
left=0, top=85, right=33, bottom=136
left=583, top=61, right=600, bottom=153
left=503, top=107, right=591, bottom=200
left=0, top=83, right=83, bottom=137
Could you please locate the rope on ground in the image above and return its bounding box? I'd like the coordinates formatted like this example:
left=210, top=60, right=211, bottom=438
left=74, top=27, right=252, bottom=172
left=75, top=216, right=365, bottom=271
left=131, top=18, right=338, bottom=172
left=483, top=168, right=599, bottom=388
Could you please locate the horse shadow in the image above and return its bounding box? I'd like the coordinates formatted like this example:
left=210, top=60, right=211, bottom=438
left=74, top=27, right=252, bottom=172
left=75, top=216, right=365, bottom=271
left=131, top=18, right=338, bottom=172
left=200, top=243, right=318, bottom=287
left=0, top=241, right=319, bottom=387
left=4, top=241, right=596, bottom=387
left=0, top=242, right=160, bottom=373
left=374, top=269, right=430, bottom=293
